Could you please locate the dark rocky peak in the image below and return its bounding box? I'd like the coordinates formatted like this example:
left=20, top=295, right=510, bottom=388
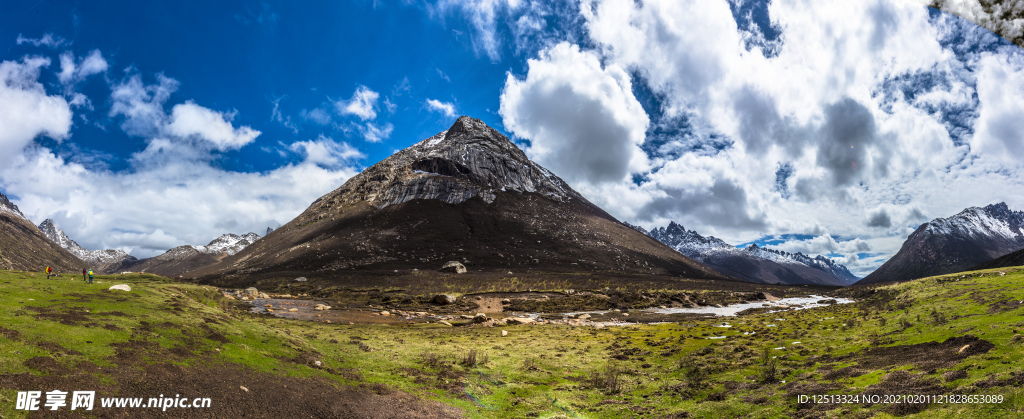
left=303, top=116, right=585, bottom=219
left=266, top=227, right=275, bottom=235
left=0, top=192, right=25, bottom=218
left=665, top=221, right=686, bottom=236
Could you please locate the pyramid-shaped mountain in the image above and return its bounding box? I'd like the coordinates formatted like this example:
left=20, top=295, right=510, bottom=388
left=191, top=117, right=730, bottom=283
left=858, top=202, right=1024, bottom=285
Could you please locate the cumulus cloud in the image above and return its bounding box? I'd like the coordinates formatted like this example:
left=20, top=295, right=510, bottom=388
left=970, top=53, right=1024, bottom=162
left=500, top=42, right=649, bottom=184
left=425, top=98, right=457, bottom=117
left=3, top=145, right=360, bottom=257
left=0, top=57, right=73, bottom=164
left=16, top=33, right=68, bottom=48
left=772, top=234, right=872, bottom=255
left=57, top=50, right=108, bottom=85
left=165, top=101, right=261, bottom=151
left=335, top=85, right=379, bottom=121
left=109, top=73, right=179, bottom=137
left=360, top=122, right=394, bottom=143
left=288, top=135, right=365, bottom=167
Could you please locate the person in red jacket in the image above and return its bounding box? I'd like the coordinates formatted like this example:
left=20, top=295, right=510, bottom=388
left=46, top=267, right=52, bottom=279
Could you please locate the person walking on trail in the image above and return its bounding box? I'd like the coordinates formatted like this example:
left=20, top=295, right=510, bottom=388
left=87, top=269, right=94, bottom=284
left=46, top=267, right=52, bottom=279
left=82, top=268, right=87, bottom=282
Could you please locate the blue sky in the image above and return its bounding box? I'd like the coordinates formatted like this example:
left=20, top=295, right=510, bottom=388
left=2, top=0, right=1024, bottom=277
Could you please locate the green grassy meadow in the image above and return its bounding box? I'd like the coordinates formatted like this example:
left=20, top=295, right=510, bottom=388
left=0, top=268, right=1022, bottom=418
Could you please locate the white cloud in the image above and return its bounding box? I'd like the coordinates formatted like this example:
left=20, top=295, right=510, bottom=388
left=425, top=98, right=457, bottom=117
left=500, top=42, right=650, bottom=184
left=772, top=235, right=872, bottom=255
left=335, top=85, right=379, bottom=121
left=271, top=97, right=298, bottom=134
left=428, top=0, right=523, bottom=61
left=165, top=101, right=261, bottom=151
left=360, top=122, right=394, bottom=143
left=971, top=53, right=1024, bottom=163
left=57, top=49, right=108, bottom=85
left=300, top=108, right=333, bottom=125
left=0, top=57, right=73, bottom=165
left=2, top=145, right=360, bottom=257
left=288, top=135, right=365, bottom=167
left=109, top=73, right=179, bottom=137
left=15, top=33, right=68, bottom=48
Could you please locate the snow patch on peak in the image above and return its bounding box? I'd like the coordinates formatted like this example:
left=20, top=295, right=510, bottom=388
left=192, top=232, right=261, bottom=256
left=0, top=193, right=25, bottom=220
left=37, top=219, right=137, bottom=267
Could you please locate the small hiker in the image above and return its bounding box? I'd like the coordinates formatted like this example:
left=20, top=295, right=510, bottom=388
left=82, top=268, right=87, bottom=282
left=46, top=266, right=52, bottom=279
left=87, top=269, right=94, bottom=284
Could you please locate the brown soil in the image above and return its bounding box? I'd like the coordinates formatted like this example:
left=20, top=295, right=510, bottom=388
left=2, top=357, right=462, bottom=418
left=828, top=335, right=994, bottom=371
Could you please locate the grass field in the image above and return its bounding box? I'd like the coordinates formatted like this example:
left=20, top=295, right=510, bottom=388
left=0, top=268, right=1022, bottom=418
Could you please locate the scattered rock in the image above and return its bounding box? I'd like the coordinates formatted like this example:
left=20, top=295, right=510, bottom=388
left=438, top=321, right=453, bottom=327
left=108, top=284, right=131, bottom=292
left=380, top=311, right=391, bottom=316
left=288, top=308, right=298, bottom=312
left=432, top=294, right=456, bottom=305
left=240, top=386, right=249, bottom=392
left=460, top=314, right=474, bottom=320
left=577, top=314, right=591, bottom=320
left=501, top=298, right=511, bottom=304
left=314, top=304, right=331, bottom=311
left=439, top=261, right=467, bottom=274
left=473, top=313, right=488, bottom=323
left=501, top=330, right=508, bottom=337
left=294, top=277, right=308, bottom=282
left=957, top=344, right=971, bottom=354
left=506, top=317, right=536, bottom=325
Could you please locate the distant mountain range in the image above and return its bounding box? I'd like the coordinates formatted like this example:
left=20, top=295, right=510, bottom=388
left=628, top=222, right=858, bottom=286
left=36, top=218, right=263, bottom=276
left=858, top=202, right=1024, bottom=285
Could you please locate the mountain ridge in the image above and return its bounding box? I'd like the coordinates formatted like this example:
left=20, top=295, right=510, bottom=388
left=858, top=202, right=1024, bottom=285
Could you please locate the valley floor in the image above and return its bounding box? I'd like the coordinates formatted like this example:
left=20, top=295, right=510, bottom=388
left=0, top=269, right=1022, bottom=418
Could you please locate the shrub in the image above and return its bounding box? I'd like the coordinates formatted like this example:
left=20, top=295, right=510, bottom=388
left=460, top=349, right=488, bottom=368
left=587, top=366, right=623, bottom=393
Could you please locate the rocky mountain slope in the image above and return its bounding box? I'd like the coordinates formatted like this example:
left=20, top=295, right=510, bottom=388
left=122, top=233, right=262, bottom=277
left=858, top=202, right=1024, bottom=285
left=630, top=222, right=858, bottom=286
left=0, top=193, right=85, bottom=272
left=38, top=219, right=138, bottom=272
left=190, top=116, right=731, bottom=284
left=970, top=247, right=1024, bottom=271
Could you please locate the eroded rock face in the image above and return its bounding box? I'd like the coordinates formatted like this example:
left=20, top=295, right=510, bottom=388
left=301, top=116, right=584, bottom=221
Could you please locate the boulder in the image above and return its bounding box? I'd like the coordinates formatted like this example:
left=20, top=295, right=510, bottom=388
left=501, top=330, right=508, bottom=337
left=108, top=284, right=131, bottom=292
left=577, top=314, right=591, bottom=320
left=314, top=304, right=331, bottom=311
left=439, top=261, right=467, bottom=274
left=380, top=311, right=391, bottom=316
left=294, top=277, right=308, bottom=282
left=473, top=313, right=488, bottom=323
left=288, top=308, right=298, bottom=312
left=432, top=294, right=457, bottom=305
left=438, top=321, right=453, bottom=327
left=505, top=317, right=536, bottom=325
left=242, top=287, right=259, bottom=297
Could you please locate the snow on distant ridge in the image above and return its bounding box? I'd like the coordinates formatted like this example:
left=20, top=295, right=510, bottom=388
left=630, top=221, right=858, bottom=283
left=190, top=232, right=261, bottom=256
left=37, top=219, right=137, bottom=267
left=0, top=192, right=26, bottom=220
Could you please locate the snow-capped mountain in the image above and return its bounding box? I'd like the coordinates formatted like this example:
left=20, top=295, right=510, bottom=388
left=119, top=232, right=263, bottom=277
left=630, top=221, right=858, bottom=286
left=192, top=233, right=261, bottom=256
left=37, top=219, right=138, bottom=270
left=0, top=192, right=25, bottom=220
left=859, top=202, right=1024, bottom=285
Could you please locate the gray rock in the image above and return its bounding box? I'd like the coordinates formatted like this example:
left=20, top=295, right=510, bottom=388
left=473, top=313, right=488, bottom=323
left=294, top=277, right=308, bottom=282
left=440, top=261, right=467, bottom=274
left=432, top=294, right=456, bottom=305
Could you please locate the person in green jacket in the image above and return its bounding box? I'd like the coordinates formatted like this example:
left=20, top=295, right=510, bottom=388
left=87, top=269, right=94, bottom=284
